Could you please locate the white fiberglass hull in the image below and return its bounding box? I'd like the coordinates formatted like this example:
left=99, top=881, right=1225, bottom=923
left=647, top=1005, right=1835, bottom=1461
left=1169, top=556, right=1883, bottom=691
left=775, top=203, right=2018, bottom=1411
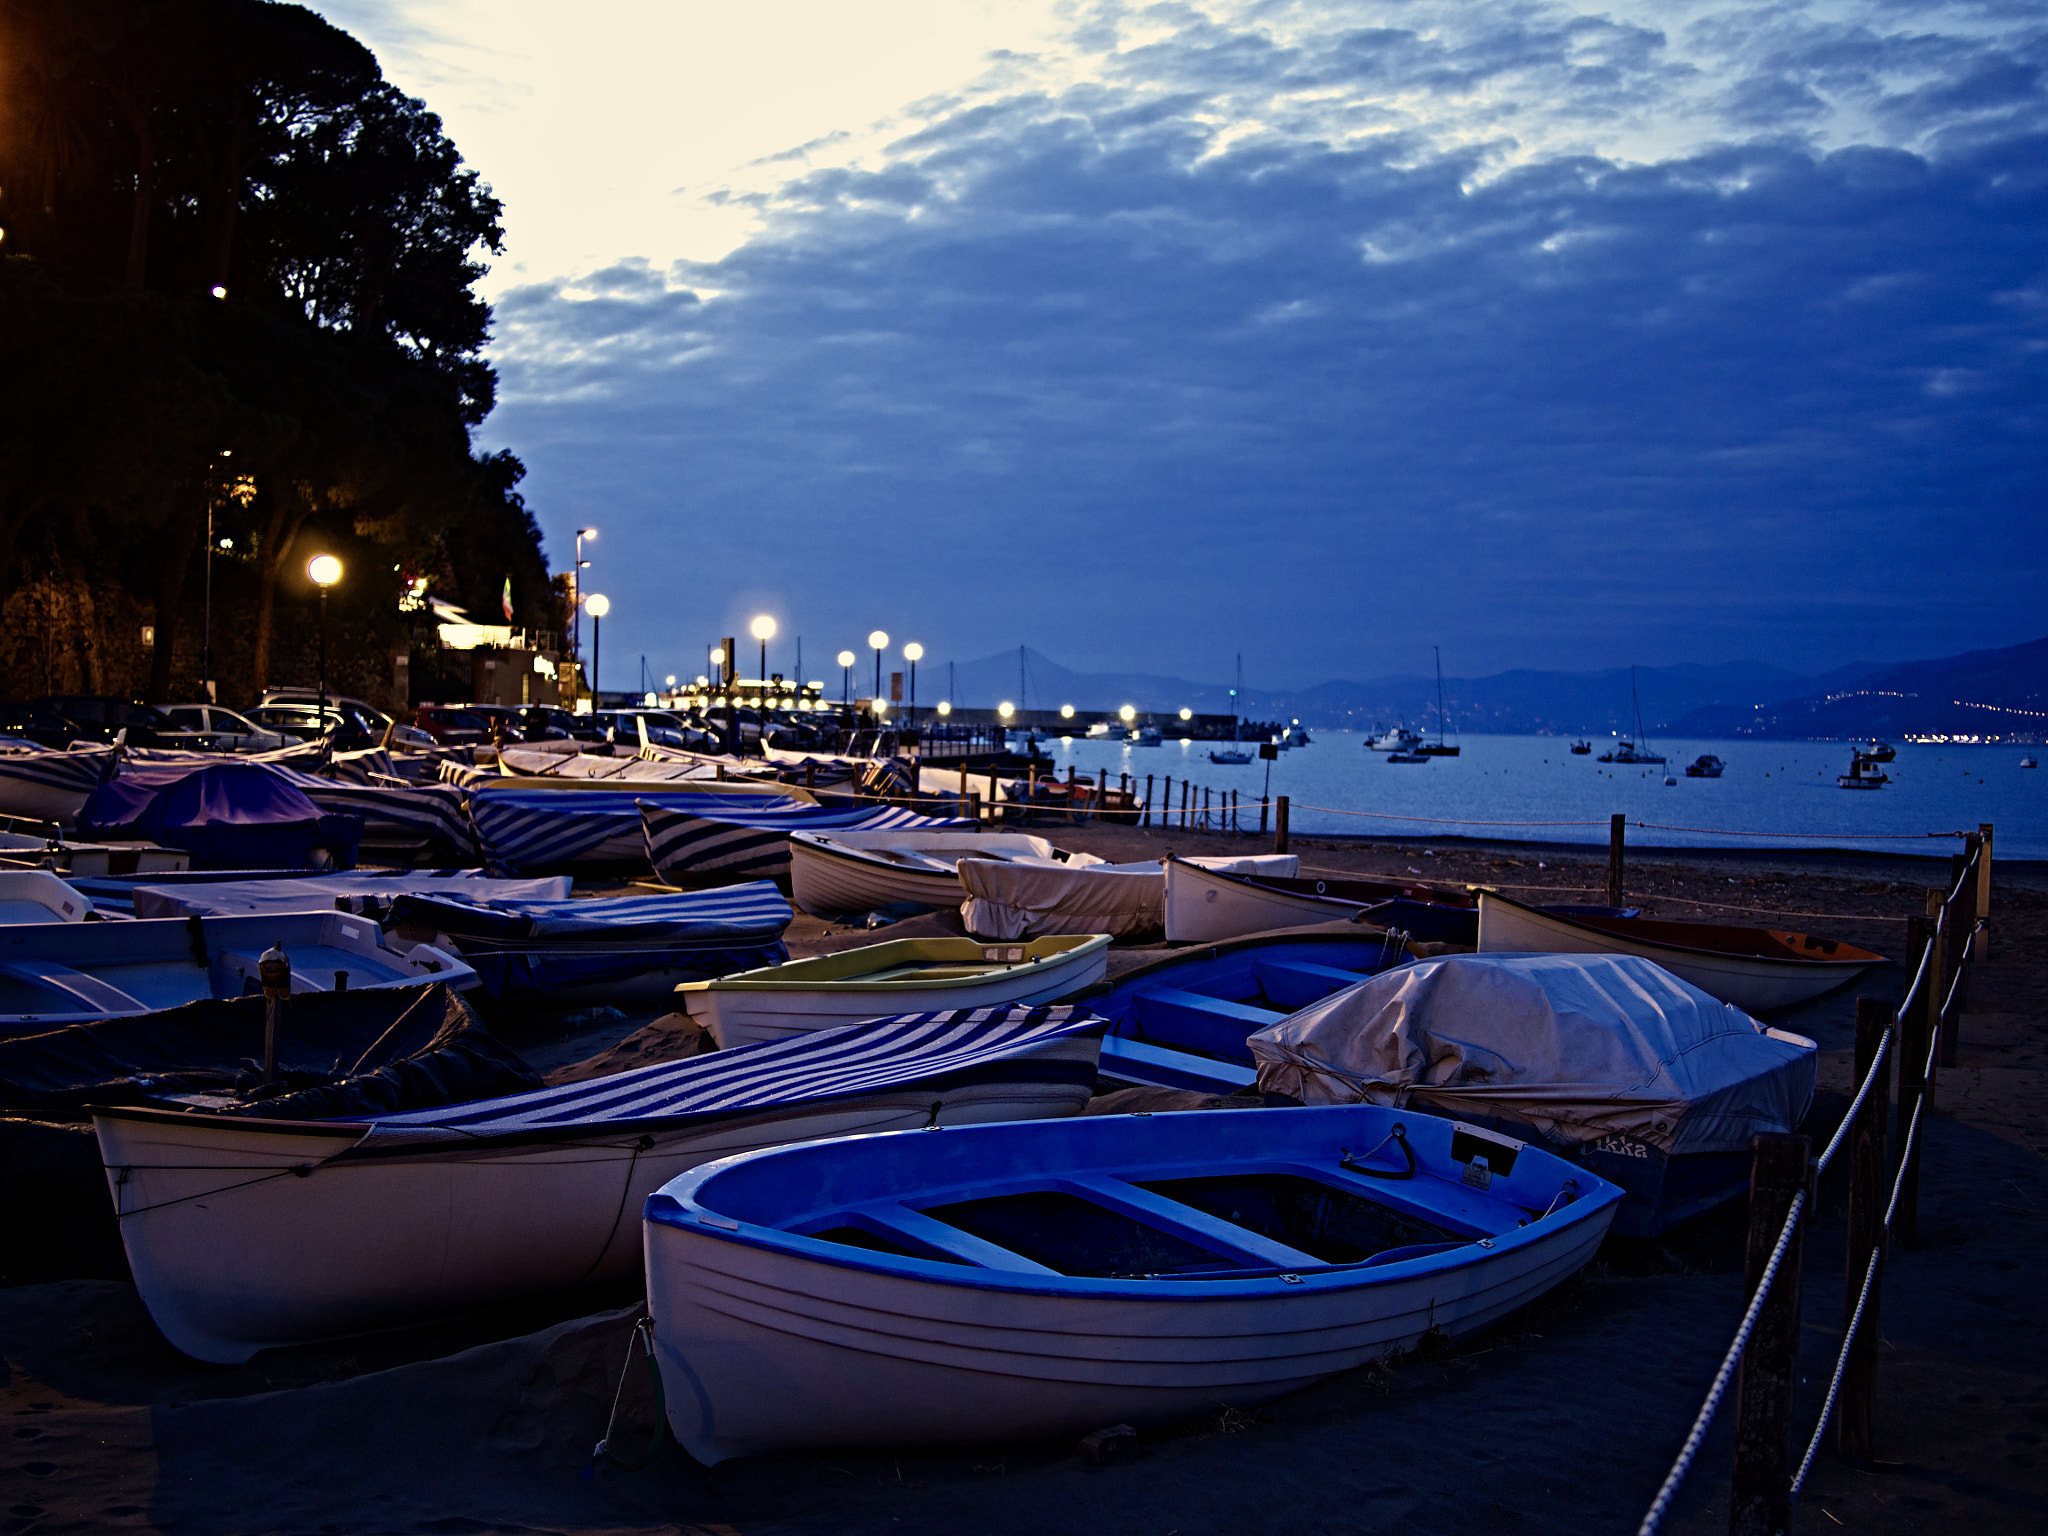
left=1476, top=894, right=1883, bottom=1014
left=961, top=854, right=1300, bottom=942
left=96, top=1078, right=1092, bottom=1365
left=1164, top=858, right=1365, bottom=943
left=788, top=832, right=1060, bottom=918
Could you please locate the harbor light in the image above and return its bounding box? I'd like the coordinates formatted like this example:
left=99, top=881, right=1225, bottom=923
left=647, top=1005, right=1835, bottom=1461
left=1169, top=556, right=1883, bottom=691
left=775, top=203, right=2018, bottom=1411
left=868, top=631, right=889, bottom=707
left=998, top=701, right=1014, bottom=720
left=1119, top=704, right=1136, bottom=723
left=836, top=649, right=856, bottom=706
left=307, top=556, right=342, bottom=736
left=750, top=614, right=777, bottom=683
left=1060, top=704, right=1075, bottom=719
left=665, top=674, right=676, bottom=688
left=584, top=593, right=609, bottom=617
left=902, top=642, right=923, bottom=722
left=1180, top=707, right=1193, bottom=721
left=937, top=701, right=952, bottom=717
left=584, top=593, right=609, bottom=695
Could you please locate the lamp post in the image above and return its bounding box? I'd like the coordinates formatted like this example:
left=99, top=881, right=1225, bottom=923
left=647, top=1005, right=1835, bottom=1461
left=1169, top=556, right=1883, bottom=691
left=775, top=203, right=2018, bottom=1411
left=709, top=645, right=726, bottom=692
left=308, top=555, right=343, bottom=734
left=202, top=448, right=232, bottom=703
left=572, top=527, right=597, bottom=676
left=867, top=630, right=889, bottom=708
left=585, top=593, right=610, bottom=696
left=750, top=614, right=777, bottom=697
left=837, top=649, right=855, bottom=707
left=902, top=642, right=922, bottom=727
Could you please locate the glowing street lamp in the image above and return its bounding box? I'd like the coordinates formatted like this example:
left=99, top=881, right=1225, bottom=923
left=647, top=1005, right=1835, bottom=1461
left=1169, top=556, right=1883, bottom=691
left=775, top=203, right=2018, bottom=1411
left=902, top=641, right=923, bottom=725
left=1119, top=704, right=1136, bottom=724
left=937, top=700, right=952, bottom=717
left=868, top=630, right=889, bottom=707
left=584, top=592, right=610, bottom=695
left=1179, top=707, right=1193, bottom=721
left=750, top=614, right=777, bottom=686
left=708, top=645, right=726, bottom=691
left=998, top=701, right=1014, bottom=720
left=1060, top=704, right=1075, bottom=720
left=307, top=554, right=343, bottom=734
left=836, top=649, right=856, bottom=706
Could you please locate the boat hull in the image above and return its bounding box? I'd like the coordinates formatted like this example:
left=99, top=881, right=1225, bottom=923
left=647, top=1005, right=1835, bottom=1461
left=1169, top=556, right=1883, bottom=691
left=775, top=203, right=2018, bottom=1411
left=1164, top=859, right=1373, bottom=942
left=788, top=832, right=1059, bottom=918
left=643, top=1106, right=1620, bottom=1462
left=1475, top=893, right=1884, bottom=1014
left=676, top=935, right=1112, bottom=1048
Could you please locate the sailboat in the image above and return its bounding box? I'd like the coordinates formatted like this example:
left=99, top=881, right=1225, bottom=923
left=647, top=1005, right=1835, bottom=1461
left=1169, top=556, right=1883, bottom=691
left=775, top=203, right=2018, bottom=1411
left=1209, top=654, right=1254, bottom=764
left=1416, top=646, right=1460, bottom=756
left=1597, top=668, right=1667, bottom=764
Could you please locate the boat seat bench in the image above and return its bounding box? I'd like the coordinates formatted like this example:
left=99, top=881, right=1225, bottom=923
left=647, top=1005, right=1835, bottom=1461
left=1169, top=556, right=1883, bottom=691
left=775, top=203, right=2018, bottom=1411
left=1253, top=958, right=1373, bottom=1009
left=1131, top=988, right=1285, bottom=1056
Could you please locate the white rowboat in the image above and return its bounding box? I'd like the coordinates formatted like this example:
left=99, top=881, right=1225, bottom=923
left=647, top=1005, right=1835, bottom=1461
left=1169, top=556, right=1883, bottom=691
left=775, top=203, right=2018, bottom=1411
left=787, top=831, right=1075, bottom=917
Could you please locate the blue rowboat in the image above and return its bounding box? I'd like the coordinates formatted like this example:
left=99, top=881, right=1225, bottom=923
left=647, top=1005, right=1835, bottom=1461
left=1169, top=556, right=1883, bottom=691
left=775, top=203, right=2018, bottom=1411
left=643, top=1104, right=1621, bottom=1462
left=0, top=911, right=475, bottom=1031
left=384, top=882, right=794, bottom=1005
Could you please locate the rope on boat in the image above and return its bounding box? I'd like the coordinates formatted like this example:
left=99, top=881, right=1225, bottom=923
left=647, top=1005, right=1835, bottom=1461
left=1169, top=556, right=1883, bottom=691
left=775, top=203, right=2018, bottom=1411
left=586, top=1315, right=666, bottom=1477
left=1636, top=1187, right=1808, bottom=1536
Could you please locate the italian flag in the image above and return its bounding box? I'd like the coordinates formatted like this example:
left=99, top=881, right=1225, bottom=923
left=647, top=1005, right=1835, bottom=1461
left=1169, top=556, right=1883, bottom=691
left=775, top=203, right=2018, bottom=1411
left=501, top=577, right=514, bottom=621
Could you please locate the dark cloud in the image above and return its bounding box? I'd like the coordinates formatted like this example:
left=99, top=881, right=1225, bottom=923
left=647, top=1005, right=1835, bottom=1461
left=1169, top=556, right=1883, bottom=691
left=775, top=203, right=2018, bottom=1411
left=485, top=0, right=2048, bottom=688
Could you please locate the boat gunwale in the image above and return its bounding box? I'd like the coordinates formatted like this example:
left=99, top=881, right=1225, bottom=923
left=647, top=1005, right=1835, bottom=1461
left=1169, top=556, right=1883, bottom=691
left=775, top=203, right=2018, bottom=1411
left=674, top=933, right=1112, bottom=993
left=1479, top=890, right=1885, bottom=968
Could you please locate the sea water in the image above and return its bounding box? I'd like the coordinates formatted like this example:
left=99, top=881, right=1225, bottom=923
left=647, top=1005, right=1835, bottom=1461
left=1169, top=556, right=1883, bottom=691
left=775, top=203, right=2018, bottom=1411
left=1025, top=732, right=2043, bottom=859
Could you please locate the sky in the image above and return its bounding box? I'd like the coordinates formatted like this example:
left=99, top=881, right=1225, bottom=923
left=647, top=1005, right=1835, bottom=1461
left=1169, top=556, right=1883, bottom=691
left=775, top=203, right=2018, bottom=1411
left=316, top=0, right=2046, bottom=695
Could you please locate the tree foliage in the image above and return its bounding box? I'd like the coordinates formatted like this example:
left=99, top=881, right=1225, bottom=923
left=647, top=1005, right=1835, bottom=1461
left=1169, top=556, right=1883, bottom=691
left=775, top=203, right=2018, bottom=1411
left=0, top=0, right=554, bottom=704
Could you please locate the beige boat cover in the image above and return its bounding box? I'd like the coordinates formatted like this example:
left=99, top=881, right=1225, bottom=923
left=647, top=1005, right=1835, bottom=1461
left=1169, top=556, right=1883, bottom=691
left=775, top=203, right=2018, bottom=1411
left=1248, top=952, right=1816, bottom=1155
left=958, top=854, right=1299, bottom=940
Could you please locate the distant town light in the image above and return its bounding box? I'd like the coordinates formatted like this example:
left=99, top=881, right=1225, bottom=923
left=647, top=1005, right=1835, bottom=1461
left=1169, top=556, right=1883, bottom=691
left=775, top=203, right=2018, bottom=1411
left=1179, top=707, right=1193, bottom=720
left=937, top=701, right=952, bottom=716
left=1119, top=704, right=1136, bottom=723
left=665, top=674, right=676, bottom=687
left=998, top=701, right=1014, bottom=719
left=1060, top=704, right=1075, bottom=719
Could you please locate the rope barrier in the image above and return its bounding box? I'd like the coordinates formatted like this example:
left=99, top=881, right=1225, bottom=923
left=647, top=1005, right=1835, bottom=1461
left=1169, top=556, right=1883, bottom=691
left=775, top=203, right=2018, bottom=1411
left=1628, top=822, right=1973, bottom=842
left=1637, top=1187, right=1809, bottom=1536
left=1813, top=1027, right=1892, bottom=1178
left=1791, top=1247, right=1882, bottom=1498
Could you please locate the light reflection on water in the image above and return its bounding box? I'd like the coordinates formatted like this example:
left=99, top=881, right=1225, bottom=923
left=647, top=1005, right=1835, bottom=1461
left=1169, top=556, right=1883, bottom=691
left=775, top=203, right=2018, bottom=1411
left=1023, top=732, right=2040, bottom=858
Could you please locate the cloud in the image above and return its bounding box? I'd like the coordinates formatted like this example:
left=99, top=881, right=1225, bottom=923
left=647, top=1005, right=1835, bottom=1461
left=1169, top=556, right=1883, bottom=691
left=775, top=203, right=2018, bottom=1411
left=482, top=0, right=2048, bottom=685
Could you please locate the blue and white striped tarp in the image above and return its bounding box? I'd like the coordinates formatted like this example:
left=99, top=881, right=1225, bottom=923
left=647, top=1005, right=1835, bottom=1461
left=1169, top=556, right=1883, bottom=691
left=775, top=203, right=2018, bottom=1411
left=0, top=745, right=116, bottom=811
left=468, top=786, right=809, bottom=875
left=268, top=768, right=478, bottom=863
left=338, top=1005, right=1103, bottom=1148
left=641, top=799, right=974, bottom=883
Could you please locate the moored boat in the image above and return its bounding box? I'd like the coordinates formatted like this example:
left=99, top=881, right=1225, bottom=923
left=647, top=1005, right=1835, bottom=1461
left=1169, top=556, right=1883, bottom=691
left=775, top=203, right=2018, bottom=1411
left=0, top=911, right=474, bottom=1031
left=959, top=853, right=1300, bottom=940
left=0, top=870, right=95, bottom=924
left=643, top=1102, right=1622, bottom=1462
left=98, top=1006, right=1105, bottom=1363
left=1208, top=748, right=1254, bottom=765
left=1475, top=891, right=1886, bottom=1013
left=1248, top=952, right=1818, bottom=1236
left=1838, top=753, right=1888, bottom=789
left=1569, top=740, right=1592, bottom=754
left=1684, top=754, right=1724, bottom=778
left=642, top=799, right=971, bottom=885
left=1163, top=859, right=1470, bottom=945
left=1362, top=724, right=1421, bottom=752
left=789, top=830, right=1078, bottom=917
left=673, top=933, right=1112, bottom=1048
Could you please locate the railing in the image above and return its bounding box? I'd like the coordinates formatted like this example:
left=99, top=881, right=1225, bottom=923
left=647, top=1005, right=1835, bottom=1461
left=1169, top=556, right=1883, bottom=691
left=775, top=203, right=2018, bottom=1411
left=1636, top=826, right=1994, bottom=1536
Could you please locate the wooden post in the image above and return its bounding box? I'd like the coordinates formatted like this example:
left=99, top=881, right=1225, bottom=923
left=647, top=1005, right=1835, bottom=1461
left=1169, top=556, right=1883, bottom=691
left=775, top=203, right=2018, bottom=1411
left=959, top=762, right=968, bottom=804
left=1231, top=789, right=1238, bottom=833
left=1144, top=774, right=1154, bottom=828
left=1838, top=998, right=1892, bottom=1462
left=969, top=792, right=981, bottom=827
left=1275, top=795, right=1289, bottom=855
left=1895, top=915, right=1931, bottom=1251
left=1161, top=776, right=1171, bottom=831
left=1202, top=786, right=1210, bottom=831
left=1730, top=1132, right=1810, bottom=1536
left=1974, top=823, right=1993, bottom=961
left=1259, top=785, right=1268, bottom=837
left=805, top=761, right=816, bottom=792
left=1607, top=813, right=1626, bottom=908
left=1181, top=779, right=1190, bottom=829
left=1068, top=762, right=1078, bottom=825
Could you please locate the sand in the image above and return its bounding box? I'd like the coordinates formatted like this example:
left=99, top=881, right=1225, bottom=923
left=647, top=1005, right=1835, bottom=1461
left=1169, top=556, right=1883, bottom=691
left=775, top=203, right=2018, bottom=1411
left=4, top=828, right=2043, bottom=1534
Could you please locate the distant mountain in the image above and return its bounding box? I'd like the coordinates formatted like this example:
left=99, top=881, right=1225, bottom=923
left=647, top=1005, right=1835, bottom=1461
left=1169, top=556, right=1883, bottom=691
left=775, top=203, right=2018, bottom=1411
left=933, top=639, right=2046, bottom=740
left=1665, top=637, right=2048, bottom=743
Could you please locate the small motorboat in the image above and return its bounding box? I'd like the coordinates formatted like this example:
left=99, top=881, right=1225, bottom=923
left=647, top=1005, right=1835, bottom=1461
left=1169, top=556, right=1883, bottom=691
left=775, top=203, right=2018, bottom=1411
left=118, top=871, right=571, bottom=921
left=1208, top=748, right=1254, bottom=765
left=2023, top=756, right=2038, bottom=769
left=671, top=933, right=1113, bottom=1048
left=1386, top=751, right=1429, bottom=764
left=0, top=870, right=95, bottom=924
left=1362, top=724, right=1421, bottom=752
left=1132, top=725, right=1163, bottom=747
left=0, top=911, right=474, bottom=1031
left=1248, top=952, right=1818, bottom=1236
left=958, top=853, right=1300, bottom=940
left=788, top=831, right=1080, bottom=918
left=0, top=825, right=190, bottom=878
left=1684, top=755, right=1724, bottom=778
left=641, top=798, right=971, bottom=885
left=1863, top=740, right=1896, bottom=763
left=1838, top=753, right=1888, bottom=790
left=97, top=1006, right=1104, bottom=1363
left=1475, top=892, right=1886, bottom=1014
left=1596, top=740, right=1666, bottom=765
left=1569, top=740, right=1592, bottom=755
left=643, top=1102, right=1622, bottom=1463
left=386, top=883, right=793, bottom=1006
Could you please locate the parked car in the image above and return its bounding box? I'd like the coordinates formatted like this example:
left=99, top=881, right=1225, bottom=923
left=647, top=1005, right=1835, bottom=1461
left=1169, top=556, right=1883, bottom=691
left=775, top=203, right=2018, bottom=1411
left=590, top=709, right=715, bottom=750
left=411, top=703, right=491, bottom=746
left=256, top=690, right=435, bottom=748
left=160, top=704, right=290, bottom=752
left=246, top=702, right=386, bottom=749
left=462, top=705, right=530, bottom=744
left=0, top=702, right=78, bottom=749
left=515, top=706, right=601, bottom=742
left=35, top=696, right=192, bottom=748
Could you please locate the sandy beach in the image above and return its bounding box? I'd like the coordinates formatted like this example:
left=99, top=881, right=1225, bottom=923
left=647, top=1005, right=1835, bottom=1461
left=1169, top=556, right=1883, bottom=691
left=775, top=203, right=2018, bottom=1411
left=5, top=827, right=2043, bottom=1535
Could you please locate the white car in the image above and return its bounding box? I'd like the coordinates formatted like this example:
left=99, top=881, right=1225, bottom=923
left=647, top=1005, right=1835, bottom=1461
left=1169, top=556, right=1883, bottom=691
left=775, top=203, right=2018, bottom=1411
left=160, top=705, right=290, bottom=752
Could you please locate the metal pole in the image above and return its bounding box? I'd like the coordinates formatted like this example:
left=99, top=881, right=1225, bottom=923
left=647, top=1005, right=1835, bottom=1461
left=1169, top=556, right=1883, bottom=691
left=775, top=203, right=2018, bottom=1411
left=873, top=648, right=882, bottom=706
left=1608, top=813, right=1626, bottom=907
left=317, top=587, right=329, bottom=734
left=593, top=614, right=601, bottom=697
left=202, top=484, right=214, bottom=703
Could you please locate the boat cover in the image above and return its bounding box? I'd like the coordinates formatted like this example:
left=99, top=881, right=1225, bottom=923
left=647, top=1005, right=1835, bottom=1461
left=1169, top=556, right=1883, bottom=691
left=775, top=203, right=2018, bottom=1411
left=0, top=744, right=115, bottom=809
left=128, top=872, right=573, bottom=921
left=385, top=883, right=794, bottom=998
left=76, top=762, right=362, bottom=871
left=1247, top=952, right=1816, bottom=1156
left=641, top=800, right=973, bottom=882
left=959, top=854, right=1299, bottom=940
left=334, top=1004, right=1103, bottom=1149
left=467, top=786, right=813, bottom=873
left=0, top=983, right=538, bottom=1120
left=267, top=768, right=478, bottom=862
